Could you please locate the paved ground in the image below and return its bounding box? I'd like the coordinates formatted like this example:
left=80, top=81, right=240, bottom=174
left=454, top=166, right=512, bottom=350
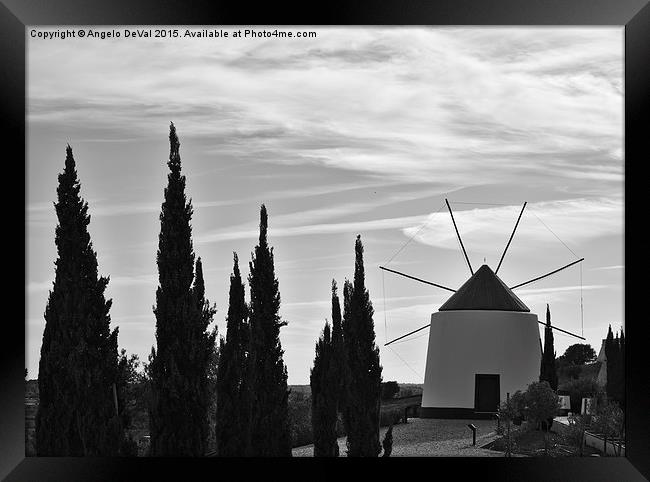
left=292, top=418, right=516, bottom=457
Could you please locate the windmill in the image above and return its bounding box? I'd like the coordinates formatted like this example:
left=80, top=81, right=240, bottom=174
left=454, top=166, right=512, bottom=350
left=380, top=199, right=585, bottom=419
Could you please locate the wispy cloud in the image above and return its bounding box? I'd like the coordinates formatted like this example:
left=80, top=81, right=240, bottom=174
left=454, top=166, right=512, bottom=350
left=404, top=197, right=622, bottom=252
left=590, top=265, right=623, bottom=271
left=194, top=187, right=448, bottom=245
left=26, top=180, right=412, bottom=224
left=28, top=27, right=622, bottom=189
left=196, top=213, right=429, bottom=244
left=516, top=284, right=610, bottom=295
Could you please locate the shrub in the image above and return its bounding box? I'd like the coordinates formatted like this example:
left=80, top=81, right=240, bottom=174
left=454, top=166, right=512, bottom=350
left=559, top=378, right=604, bottom=414
left=558, top=364, right=582, bottom=381
left=120, top=435, right=139, bottom=457
left=580, top=362, right=601, bottom=381
left=381, top=425, right=393, bottom=457
left=566, top=413, right=591, bottom=456
left=510, top=390, right=526, bottom=424
left=288, top=392, right=346, bottom=448
left=379, top=408, right=403, bottom=428
left=522, top=381, right=560, bottom=432
left=399, top=388, right=414, bottom=398
left=498, top=390, right=525, bottom=425
left=381, top=381, right=400, bottom=401
left=496, top=390, right=527, bottom=456
left=591, top=399, right=625, bottom=456
left=288, top=392, right=313, bottom=448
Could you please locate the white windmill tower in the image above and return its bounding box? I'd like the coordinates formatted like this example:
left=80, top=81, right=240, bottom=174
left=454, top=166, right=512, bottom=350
left=380, top=200, right=585, bottom=419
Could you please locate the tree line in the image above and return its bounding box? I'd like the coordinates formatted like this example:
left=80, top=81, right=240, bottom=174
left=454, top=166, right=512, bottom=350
left=34, top=123, right=383, bottom=457
left=539, top=304, right=624, bottom=410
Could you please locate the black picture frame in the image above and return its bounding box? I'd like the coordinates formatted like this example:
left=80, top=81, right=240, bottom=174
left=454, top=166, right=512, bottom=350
left=3, top=0, right=648, bottom=480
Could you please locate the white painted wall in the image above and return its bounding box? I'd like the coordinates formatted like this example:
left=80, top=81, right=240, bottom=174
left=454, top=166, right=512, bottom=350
left=421, top=310, right=542, bottom=409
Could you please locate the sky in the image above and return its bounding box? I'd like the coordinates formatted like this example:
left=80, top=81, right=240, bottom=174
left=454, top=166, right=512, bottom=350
left=26, top=26, right=624, bottom=384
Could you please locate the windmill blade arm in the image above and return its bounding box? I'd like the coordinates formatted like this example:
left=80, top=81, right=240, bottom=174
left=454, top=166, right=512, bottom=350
left=384, top=323, right=430, bottom=346
left=510, top=258, right=585, bottom=290
left=379, top=266, right=456, bottom=292
left=496, top=202, right=527, bottom=274
left=538, top=320, right=585, bottom=340
left=446, top=198, right=474, bottom=275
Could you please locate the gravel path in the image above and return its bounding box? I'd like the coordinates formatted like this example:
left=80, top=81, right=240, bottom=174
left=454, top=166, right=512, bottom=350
left=292, top=418, right=515, bottom=457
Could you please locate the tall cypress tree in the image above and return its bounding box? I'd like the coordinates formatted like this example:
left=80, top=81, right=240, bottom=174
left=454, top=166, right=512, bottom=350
left=194, top=257, right=219, bottom=453
left=330, top=280, right=348, bottom=417
left=36, top=145, right=122, bottom=456
left=309, top=280, right=348, bottom=457
left=340, top=278, right=353, bottom=429
left=342, top=279, right=353, bottom=327
left=606, top=328, right=624, bottom=407
left=604, top=324, right=616, bottom=402
left=216, top=252, right=249, bottom=456
left=342, top=235, right=382, bottom=457
left=245, top=205, right=291, bottom=456
left=310, top=321, right=339, bottom=457
left=539, top=304, right=558, bottom=391
left=149, top=123, right=215, bottom=456
left=619, top=328, right=625, bottom=410
left=614, top=330, right=620, bottom=401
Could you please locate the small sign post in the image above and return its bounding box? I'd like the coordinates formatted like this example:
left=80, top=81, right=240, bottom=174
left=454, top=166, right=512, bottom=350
left=467, top=423, right=477, bottom=446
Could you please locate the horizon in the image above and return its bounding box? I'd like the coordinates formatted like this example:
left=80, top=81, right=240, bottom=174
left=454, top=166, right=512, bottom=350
left=26, top=26, right=624, bottom=384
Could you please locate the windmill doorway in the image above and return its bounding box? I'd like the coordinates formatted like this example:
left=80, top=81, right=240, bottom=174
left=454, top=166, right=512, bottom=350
left=475, top=374, right=500, bottom=413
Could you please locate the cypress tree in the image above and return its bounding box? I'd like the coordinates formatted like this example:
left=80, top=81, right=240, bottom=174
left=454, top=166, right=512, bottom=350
left=342, top=235, right=382, bottom=457
left=330, top=280, right=348, bottom=416
left=36, top=145, right=122, bottom=456
left=116, top=349, right=142, bottom=456
left=607, top=328, right=624, bottom=407
left=149, top=123, right=215, bottom=456
left=342, top=279, right=353, bottom=331
left=340, top=278, right=353, bottom=430
left=614, top=330, right=620, bottom=403
left=619, top=328, right=625, bottom=410
left=310, top=321, right=340, bottom=457
left=539, top=304, right=558, bottom=391
left=215, top=253, right=249, bottom=456
left=381, top=425, right=394, bottom=457
left=195, top=257, right=219, bottom=453
left=604, top=324, right=617, bottom=402
left=245, top=205, right=291, bottom=456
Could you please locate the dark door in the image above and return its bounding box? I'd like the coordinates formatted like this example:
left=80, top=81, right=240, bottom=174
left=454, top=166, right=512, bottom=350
left=475, top=374, right=500, bottom=413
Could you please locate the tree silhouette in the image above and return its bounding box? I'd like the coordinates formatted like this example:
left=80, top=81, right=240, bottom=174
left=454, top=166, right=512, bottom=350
left=244, top=205, right=291, bottom=456
left=539, top=304, right=558, bottom=391
left=149, top=123, right=215, bottom=456
left=215, top=253, right=249, bottom=455
left=558, top=344, right=597, bottom=366
left=36, top=145, right=122, bottom=456
left=311, top=321, right=340, bottom=456
left=342, top=235, right=382, bottom=457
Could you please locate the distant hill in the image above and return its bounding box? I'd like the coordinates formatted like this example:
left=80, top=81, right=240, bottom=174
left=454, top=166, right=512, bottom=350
left=397, top=383, right=424, bottom=397
left=289, top=385, right=311, bottom=395
left=289, top=383, right=423, bottom=398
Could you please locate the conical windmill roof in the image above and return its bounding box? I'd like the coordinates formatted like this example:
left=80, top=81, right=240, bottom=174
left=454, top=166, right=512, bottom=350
left=439, top=264, right=530, bottom=312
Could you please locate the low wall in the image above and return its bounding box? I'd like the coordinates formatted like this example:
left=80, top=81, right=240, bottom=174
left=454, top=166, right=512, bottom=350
left=584, top=431, right=625, bottom=457
left=554, top=416, right=625, bottom=456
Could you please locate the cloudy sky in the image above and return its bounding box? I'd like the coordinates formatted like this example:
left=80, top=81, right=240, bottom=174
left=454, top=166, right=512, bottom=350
left=27, top=27, right=623, bottom=384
